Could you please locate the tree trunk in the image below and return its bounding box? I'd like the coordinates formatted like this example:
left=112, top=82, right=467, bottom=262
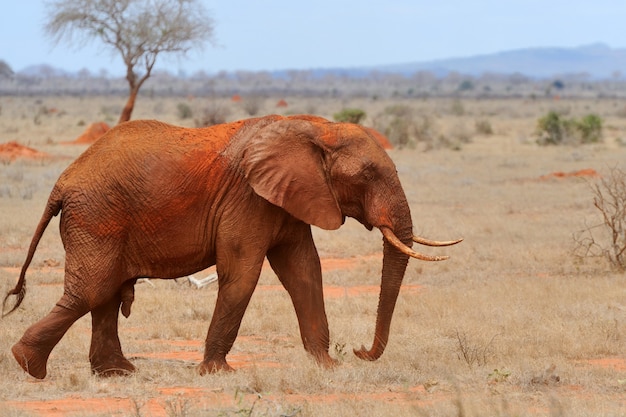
left=118, top=86, right=139, bottom=124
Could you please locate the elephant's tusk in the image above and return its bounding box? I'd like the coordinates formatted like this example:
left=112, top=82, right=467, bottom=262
left=381, top=227, right=450, bottom=261
left=413, top=235, right=463, bottom=247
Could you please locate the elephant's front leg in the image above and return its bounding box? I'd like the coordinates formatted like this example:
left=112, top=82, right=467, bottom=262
left=198, top=257, right=264, bottom=375
left=266, top=225, right=337, bottom=368
left=89, top=291, right=136, bottom=376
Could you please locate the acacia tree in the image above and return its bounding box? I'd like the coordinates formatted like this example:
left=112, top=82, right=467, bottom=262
left=44, top=0, right=215, bottom=123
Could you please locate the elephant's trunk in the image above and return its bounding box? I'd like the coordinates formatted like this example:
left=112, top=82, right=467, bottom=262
left=353, top=233, right=410, bottom=361
left=353, top=185, right=415, bottom=361
left=353, top=194, right=461, bottom=361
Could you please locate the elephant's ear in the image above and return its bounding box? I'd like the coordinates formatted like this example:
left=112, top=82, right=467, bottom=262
left=240, top=119, right=343, bottom=230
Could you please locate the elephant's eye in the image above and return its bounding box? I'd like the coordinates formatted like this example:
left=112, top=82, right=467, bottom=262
left=362, top=164, right=376, bottom=181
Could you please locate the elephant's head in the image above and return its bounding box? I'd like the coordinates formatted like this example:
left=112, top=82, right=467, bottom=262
left=227, top=115, right=461, bottom=360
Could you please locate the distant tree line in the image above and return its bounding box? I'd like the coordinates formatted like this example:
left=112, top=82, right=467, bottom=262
left=3, top=64, right=626, bottom=100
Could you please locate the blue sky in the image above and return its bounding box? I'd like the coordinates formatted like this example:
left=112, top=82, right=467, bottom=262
left=1, top=0, right=625, bottom=76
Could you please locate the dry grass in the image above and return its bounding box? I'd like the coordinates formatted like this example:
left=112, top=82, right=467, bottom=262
left=0, top=95, right=625, bottom=416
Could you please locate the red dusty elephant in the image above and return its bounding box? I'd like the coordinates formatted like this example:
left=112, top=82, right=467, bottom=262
left=2, top=114, right=461, bottom=379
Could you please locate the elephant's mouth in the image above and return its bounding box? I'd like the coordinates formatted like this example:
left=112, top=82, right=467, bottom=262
left=362, top=221, right=374, bottom=231
left=351, top=216, right=373, bottom=231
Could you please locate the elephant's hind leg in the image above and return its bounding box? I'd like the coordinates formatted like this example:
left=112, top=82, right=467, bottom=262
left=12, top=293, right=89, bottom=379
left=89, top=291, right=135, bottom=377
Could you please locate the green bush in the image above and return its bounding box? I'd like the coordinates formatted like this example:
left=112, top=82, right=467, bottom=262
left=536, top=111, right=602, bottom=145
left=577, top=114, right=603, bottom=143
left=176, top=102, right=193, bottom=120
left=333, top=108, right=366, bottom=124
left=536, top=111, right=569, bottom=145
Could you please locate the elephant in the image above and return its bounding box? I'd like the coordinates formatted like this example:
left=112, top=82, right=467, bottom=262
left=2, top=114, right=461, bottom=379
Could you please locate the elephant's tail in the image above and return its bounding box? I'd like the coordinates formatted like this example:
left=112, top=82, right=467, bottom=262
left=2, top=188, right=63, bottom=317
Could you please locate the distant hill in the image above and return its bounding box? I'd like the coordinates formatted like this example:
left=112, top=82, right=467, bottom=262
left=356, top=43, right=626, bottom=80
left=298, top=43, right=626, bottom=80
left=18, top=64, right=74, bottom=78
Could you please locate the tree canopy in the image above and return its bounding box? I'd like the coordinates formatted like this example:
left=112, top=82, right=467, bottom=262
left=44, top=0, right=216, bottom=123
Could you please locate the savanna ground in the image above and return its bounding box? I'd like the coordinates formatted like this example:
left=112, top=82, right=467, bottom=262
left=0, top=94, right=625, bottom=416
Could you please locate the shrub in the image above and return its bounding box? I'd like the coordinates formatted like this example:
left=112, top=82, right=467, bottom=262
left=176, top=102, right=193, bottom=120
left=194, top=102, right=231, bottom=127
left=450, top=99, right=465, bottom=116
left=373, top=105, right=416, bottom=148
left=536, top=111, right=603, bottom=145
left=475, top=119, right=493, bottom=135
left=577, top=114, right=603, bottom=143
left=242, top=96, right=264, bottom=116
left=455, top=330, right=498, bottom=367
left=573, top=166, right=626, bottom=270
left=448, top=123, right=473, bottom=150
left=536, top=111, right=571, bottom=145
left=373, top=105, right=468, bottom=151
left=333, top=108, right=366, bottom=124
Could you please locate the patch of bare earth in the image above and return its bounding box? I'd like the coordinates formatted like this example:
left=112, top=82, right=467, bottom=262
left=539, top=168, right=601, bottom=180
left=4, top=386, right=447, bottom=417
left=60, top=122, right=110, bottom=145
left=0, top=141, right=51, bottom=162
left=581, top=357, right=626, bottom=371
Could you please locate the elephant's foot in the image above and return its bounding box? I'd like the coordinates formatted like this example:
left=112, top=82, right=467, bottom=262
left=310, top=350, right=339, bottom=369
left=12, top=341, right=49, bottom=379
left=91, top=355, right=136, bottom=377
left=197, top=358, right=235, bottom=375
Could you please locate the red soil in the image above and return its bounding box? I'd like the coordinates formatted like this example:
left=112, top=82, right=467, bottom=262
left=4, top=385, right=445, bottom=417
left=276, top=99, right=288, bottom=107
left=62, top=122, right=110, bottom=145
left=0, top=141, right=51, bottom=162
left=583, top=357, right=626, bottom=371
left=539, top=168, right=600, bottom=180
left=7, top=356, right=623, bottom=417
left=130, top=338, right=283, bottom=368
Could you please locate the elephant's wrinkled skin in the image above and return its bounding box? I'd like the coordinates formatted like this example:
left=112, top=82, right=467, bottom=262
left=3, top=114, right=461, bottom=379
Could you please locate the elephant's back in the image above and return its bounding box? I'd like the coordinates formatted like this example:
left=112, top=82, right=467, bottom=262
left=88, top=119, right=224, bottom=153
left=53, top=120, right=226, bottom=199
left=67, top=120, right=221, bottom=169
